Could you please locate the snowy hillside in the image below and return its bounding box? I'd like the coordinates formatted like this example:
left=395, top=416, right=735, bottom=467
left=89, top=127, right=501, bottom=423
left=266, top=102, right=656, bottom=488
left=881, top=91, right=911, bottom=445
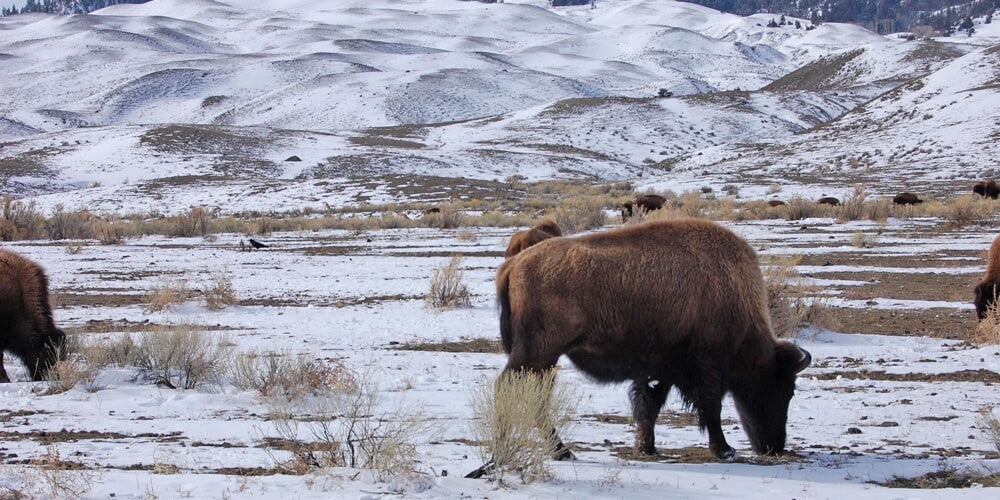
left=0, top=0, right=996, bottom=212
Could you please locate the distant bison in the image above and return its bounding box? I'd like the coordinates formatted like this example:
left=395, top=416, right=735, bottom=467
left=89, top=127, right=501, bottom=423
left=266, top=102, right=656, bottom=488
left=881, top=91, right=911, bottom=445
left=817, top=197, right=840, bottom=206
left=892, top=192, right=923, bottom=205
left=767, top=200, right=787, bottom=207
left=1, top=250, right=66, bottom=382
left=973, top=180, right=1000, bottom=200
left=423, top=207, right=442, bottom=215
left=496, top=219, right=811, bottom=459
left=974, top=234, right=1000, bottom=319
left=621, top=194, right=667, bottom=222
left=504, top=220, right=562, bottom=258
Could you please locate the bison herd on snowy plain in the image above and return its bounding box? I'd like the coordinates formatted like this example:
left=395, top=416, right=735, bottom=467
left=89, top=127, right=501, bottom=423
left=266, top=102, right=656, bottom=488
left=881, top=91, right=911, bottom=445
left=2, top=181, right=1000, bottom=469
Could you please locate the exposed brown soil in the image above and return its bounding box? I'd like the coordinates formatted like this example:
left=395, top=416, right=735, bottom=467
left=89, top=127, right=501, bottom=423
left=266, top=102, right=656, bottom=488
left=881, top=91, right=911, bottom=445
left=51, top=291, right=148, bottom=308
left=394, top=338, right=502, bottom=353
left=612, top=446, right=806, bottom=465
left=811, top=369, right=1000, bottom=384
left=826, top=306, right=976, bottom=338
left=582, top=411, right=736, bottom=428
left=0, top=430, right=183, bottom=444
left=881, top=470, right=1000, bottom=488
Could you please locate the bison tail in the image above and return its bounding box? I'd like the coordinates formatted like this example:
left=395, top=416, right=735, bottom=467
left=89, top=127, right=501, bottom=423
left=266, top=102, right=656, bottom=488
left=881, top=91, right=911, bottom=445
left=496, top=263, right=514, bottom=354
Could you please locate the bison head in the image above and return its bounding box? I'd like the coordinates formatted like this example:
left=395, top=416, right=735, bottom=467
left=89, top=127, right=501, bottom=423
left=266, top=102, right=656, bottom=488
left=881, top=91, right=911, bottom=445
left=733, top=342, right=811, bottom=456
left=975, top=281, right=999, bottom=320
left=30, top=327, right=67, bottom=381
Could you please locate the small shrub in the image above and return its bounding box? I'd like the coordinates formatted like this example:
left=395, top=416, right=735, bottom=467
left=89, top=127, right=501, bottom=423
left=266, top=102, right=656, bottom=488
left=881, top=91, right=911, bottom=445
left=0, top=195, right=45, bottom=240
left=266, top=373, right=430, bottom=481
left=92, top=220, right=125, bottom=245
left=945, top=195, right=991, bottom=227
left=837, top=185, right=868, bottom=222
left=230, top=351, right=358, bottom=400
left=24, top=445, right=97, bottom=498
left=168, top=206, right=212, bottom=237
left=202, top=271, right=236, bottom=311
left=785, top=196, right=820, bottom=221
left=763, top=255, right=830, bottom=337
left=45, top=205, right=94, bottom=240
left=65, top=243, right=84, bottom=255
left=972, top=298, right=1000, bottom=345
left=132, top=324, right=234, bottom=389
left=470, top=370, right=576, bottom=484
left=144, top=279, right=190, bottom=313
left=551, top=197, right=607, bottom=234
left=851, top=230, right=878, bottom=248
left=427, top=255, right=472, bottom=309
left=980, top=406, right=1000, bottom=454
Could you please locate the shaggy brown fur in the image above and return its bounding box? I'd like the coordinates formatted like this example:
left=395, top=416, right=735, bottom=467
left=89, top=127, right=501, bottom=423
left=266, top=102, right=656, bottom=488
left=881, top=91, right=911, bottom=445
left=974, top=180, right=1000, bottom=199
left=767, top=200, right=787, bottom=207
left=974, top=234, right=1000, bottom=319
left=496, top=219, right=811, bottom=459
left=504, top=220, right=563, bottom=258
left=817, top=197, right=840, bottom=206
left=0, top=249, right=65, bottom=382
left=621, top=194, right=667, bottom=221
left=892, top=192, right=923, bottom=205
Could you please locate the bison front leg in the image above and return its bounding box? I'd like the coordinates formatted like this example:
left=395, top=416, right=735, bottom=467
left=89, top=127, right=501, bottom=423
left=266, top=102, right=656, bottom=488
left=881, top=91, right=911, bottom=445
left=629, top=379, right=669, bottom=455
left=696, top=396, right=735, bottom=459
left=0, top=352, right=9, bottom=383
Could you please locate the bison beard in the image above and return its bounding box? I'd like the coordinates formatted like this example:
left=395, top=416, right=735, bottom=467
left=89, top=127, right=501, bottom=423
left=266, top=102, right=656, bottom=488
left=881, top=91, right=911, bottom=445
left=974, top=234, right=1000, bottom=319
left=494, top=218, right=810, bottom=461
left=0, top=250, right=66, bottom=382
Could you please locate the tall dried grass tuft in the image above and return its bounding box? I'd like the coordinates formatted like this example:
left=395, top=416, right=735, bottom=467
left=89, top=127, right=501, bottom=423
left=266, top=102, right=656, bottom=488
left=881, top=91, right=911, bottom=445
left=202, top=271, right=236, bottom=311
left=144, top=279, right=190, bottom=313
left=837, top=185, right=868, bottom=222
left=551, top=197, right=607, bottom=234
left=427, top=255, right=472, bottom=309
left=972, top=298, right=1000, bottom=345
left=944, top=195, right=992, bottom=227
left=230, top=351, right=358, bottom=400
left=979, top=406, right=1000, bottom=454
left=762, top=255, right=831, bottom=338
left=168, top=206, right=212, bottom=237
left=469, top=370, right=576, bottom=484
left=0, top=195, right=45, bottom=240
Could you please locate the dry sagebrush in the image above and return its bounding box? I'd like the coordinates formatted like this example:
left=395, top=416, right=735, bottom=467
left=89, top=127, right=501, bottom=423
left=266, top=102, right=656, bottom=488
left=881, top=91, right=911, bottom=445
left=469, top=370, right=576, bottom=485
left=427, top=255, right=472, bottom=309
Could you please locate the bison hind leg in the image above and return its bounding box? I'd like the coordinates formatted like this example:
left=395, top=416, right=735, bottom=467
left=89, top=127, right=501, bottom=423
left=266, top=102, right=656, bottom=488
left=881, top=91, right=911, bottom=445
left=630, top=379, right=670, bottom=455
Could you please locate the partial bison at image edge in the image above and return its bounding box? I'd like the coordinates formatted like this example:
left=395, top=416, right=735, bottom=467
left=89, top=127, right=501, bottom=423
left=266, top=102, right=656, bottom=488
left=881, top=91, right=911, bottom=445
left=0, top=249, right=66, bottom=382
left=496, top=218, right=811, bottom=460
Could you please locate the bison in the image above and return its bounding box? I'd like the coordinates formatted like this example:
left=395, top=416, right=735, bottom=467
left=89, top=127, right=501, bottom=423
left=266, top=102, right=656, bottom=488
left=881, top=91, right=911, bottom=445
left=1, top=249, right=66, bottom=382
left=495, top=219, right=811, bottom=459
left=892, top=192, right=923, bottom=205
left=973, top=180, right=1000, bottom=200
left=621, top=194, right=667, bottom=222
left=767, top=200, right=787, bottom=207
left=504, top=220, right=562, bottom=258
left=974, top=234, right=1000, bottom=319
left=817, top=197, right=840, bottom=206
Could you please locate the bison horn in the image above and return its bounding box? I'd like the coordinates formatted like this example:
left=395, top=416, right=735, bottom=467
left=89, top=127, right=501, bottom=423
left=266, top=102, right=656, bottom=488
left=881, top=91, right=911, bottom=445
left=795, top=347, right=812, bottom=373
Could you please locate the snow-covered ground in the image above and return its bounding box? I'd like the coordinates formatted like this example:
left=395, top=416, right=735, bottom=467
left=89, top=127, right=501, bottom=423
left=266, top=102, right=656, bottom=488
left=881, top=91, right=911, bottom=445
left=1, top=216, right=998, bottom=498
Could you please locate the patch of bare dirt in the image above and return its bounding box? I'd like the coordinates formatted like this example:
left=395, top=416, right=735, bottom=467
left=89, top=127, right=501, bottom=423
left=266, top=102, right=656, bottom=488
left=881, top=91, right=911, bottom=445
left=52, top=291, right=147, bottom=308
left=394, top=338, right=502, bottom=353
left=811, top=369, right=1000, bottom=384
left=881, top=469, right=1000, bottom=488
left=825, top=306, right=975, bottom=338
left=611, top=446, right=807, bottom=464
left=0, top=430, right=183, bottom=444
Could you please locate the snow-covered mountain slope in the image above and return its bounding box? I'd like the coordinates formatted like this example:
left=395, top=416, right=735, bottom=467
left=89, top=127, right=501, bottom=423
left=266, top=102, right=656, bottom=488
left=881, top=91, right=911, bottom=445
left=0, top=0, right=994, bottom=212
left=650, top=42, right=1000, bottom=197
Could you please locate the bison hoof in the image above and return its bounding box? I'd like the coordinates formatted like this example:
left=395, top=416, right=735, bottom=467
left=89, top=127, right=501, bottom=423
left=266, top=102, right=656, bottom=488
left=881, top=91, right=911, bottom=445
left=713, top=446, right=737, bottom=460
left=553, top=446, right=576, bottom=461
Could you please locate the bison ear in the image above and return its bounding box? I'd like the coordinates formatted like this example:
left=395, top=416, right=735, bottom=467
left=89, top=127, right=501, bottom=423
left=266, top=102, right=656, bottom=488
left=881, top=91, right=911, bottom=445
left=775, top=342, right=811, bottom=375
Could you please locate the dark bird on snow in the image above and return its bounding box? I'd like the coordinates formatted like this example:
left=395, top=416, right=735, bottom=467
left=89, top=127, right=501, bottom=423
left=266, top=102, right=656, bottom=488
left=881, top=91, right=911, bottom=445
left=248, top=238, right=269, bottom=250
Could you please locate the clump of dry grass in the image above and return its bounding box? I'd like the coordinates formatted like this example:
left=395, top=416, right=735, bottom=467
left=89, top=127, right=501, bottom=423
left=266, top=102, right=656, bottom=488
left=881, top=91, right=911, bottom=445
left=551, top=197, right=607, bottom=234
left=944, top=195, right=993, bottom=227
left=202, top=271, right=236, bottom=311
left=130, top=323, right=234, bottom=389
left=784, top=196, right=821, bottom=221
left=851, top=230, right=878, bottom=248
left=762, top=255, right=831, bottom=338
left=45, top=205, right=94, bottom=240
left=22, top=445, right=98, bottom=498
left=92, top=220, right=126, bottom=245
left=230, top=351, right=358, bottom=400
left=469, top=370, right=576, bottom=485
left=266, top=372, right=431, bottom=481
left=980, top=406, right=1000, bottom=455
left=168, top=206, right=212, bottom=237
left=427, top=255, right=472, bottom=309
left=972, top=298, right=1000, bottom=345
left=144, top=278, right=190, bottom=313
left=0, top=195, right=45, bottom=241
left=837, top=185, right=868, bottom=222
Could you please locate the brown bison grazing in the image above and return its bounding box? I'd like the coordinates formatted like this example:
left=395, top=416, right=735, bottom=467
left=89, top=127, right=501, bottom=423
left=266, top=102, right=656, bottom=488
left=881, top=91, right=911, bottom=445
left=892, top=192, right=923, bottom=205
left=973, top=180, right=1000, bottom=199
left=974, top=234, right=1000, bottom=319
left=767, top=200, right=787, bottom=207
left=496, top=219, right=811, bottom=459
left=504, top=220, right=562, bottom=258
left=621, top=194, right=667, bottom=221
left=817, top=196, right=840, bottom=206
left=1, top=249, right=66, bottom=382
